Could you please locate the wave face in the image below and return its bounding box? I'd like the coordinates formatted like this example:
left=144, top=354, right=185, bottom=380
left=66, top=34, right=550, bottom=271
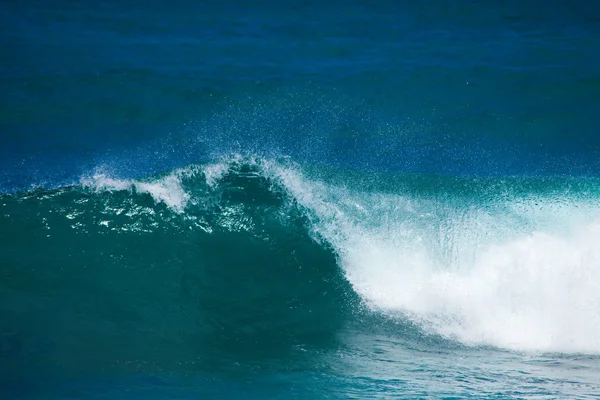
left=2, top=155, right=600, bottom=380
left=0, top=158, right=361, bottom=374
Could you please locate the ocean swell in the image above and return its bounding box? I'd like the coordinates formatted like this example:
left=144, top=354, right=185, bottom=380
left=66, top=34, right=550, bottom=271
left=1, top=155, right=600, bottom=372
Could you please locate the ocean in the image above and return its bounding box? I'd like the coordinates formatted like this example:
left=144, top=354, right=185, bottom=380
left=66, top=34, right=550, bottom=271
left=1, top=1, right=600, bottom=398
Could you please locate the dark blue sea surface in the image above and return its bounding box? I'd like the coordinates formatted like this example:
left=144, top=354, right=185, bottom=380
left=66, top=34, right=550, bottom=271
left=2, top=1, right=600, bottom=398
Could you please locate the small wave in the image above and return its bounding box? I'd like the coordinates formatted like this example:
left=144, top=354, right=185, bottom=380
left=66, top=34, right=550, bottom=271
left=80, top=171, right=191, bottom=213
left=77, top=156, right=259, bottom=213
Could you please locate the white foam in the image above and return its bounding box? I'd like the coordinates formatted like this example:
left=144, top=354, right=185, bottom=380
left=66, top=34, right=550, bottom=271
left=268, top=162, right=600, bottom=354
left=202, top=159, right=236, bottom=187
left=80, top=155, right=257, bottom=213
left=81, top=172, right=190, bottom=213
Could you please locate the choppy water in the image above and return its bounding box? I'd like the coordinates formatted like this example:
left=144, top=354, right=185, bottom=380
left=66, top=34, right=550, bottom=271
left=2, top=1, right=600, bottom=399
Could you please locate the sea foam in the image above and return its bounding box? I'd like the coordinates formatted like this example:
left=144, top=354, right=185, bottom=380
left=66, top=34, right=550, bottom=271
left=268, top=162, right=600, bottom=354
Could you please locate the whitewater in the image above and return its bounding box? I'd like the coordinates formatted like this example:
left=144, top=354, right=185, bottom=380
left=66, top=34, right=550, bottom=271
left=2, top=155, right=600, bottom=398
left=81, top=156, right=600, bottom=354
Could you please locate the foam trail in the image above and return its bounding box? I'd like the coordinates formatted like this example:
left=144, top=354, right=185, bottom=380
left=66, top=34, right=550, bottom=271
left=267, top=162, right=600, bottom=354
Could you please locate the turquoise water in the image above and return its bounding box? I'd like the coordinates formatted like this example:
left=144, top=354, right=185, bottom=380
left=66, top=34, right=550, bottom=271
left=2, top=1, right=600, bottom=398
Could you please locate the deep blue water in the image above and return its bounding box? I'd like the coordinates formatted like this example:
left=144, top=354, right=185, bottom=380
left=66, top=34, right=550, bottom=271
left=2, top=1, right=600, bottom=398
